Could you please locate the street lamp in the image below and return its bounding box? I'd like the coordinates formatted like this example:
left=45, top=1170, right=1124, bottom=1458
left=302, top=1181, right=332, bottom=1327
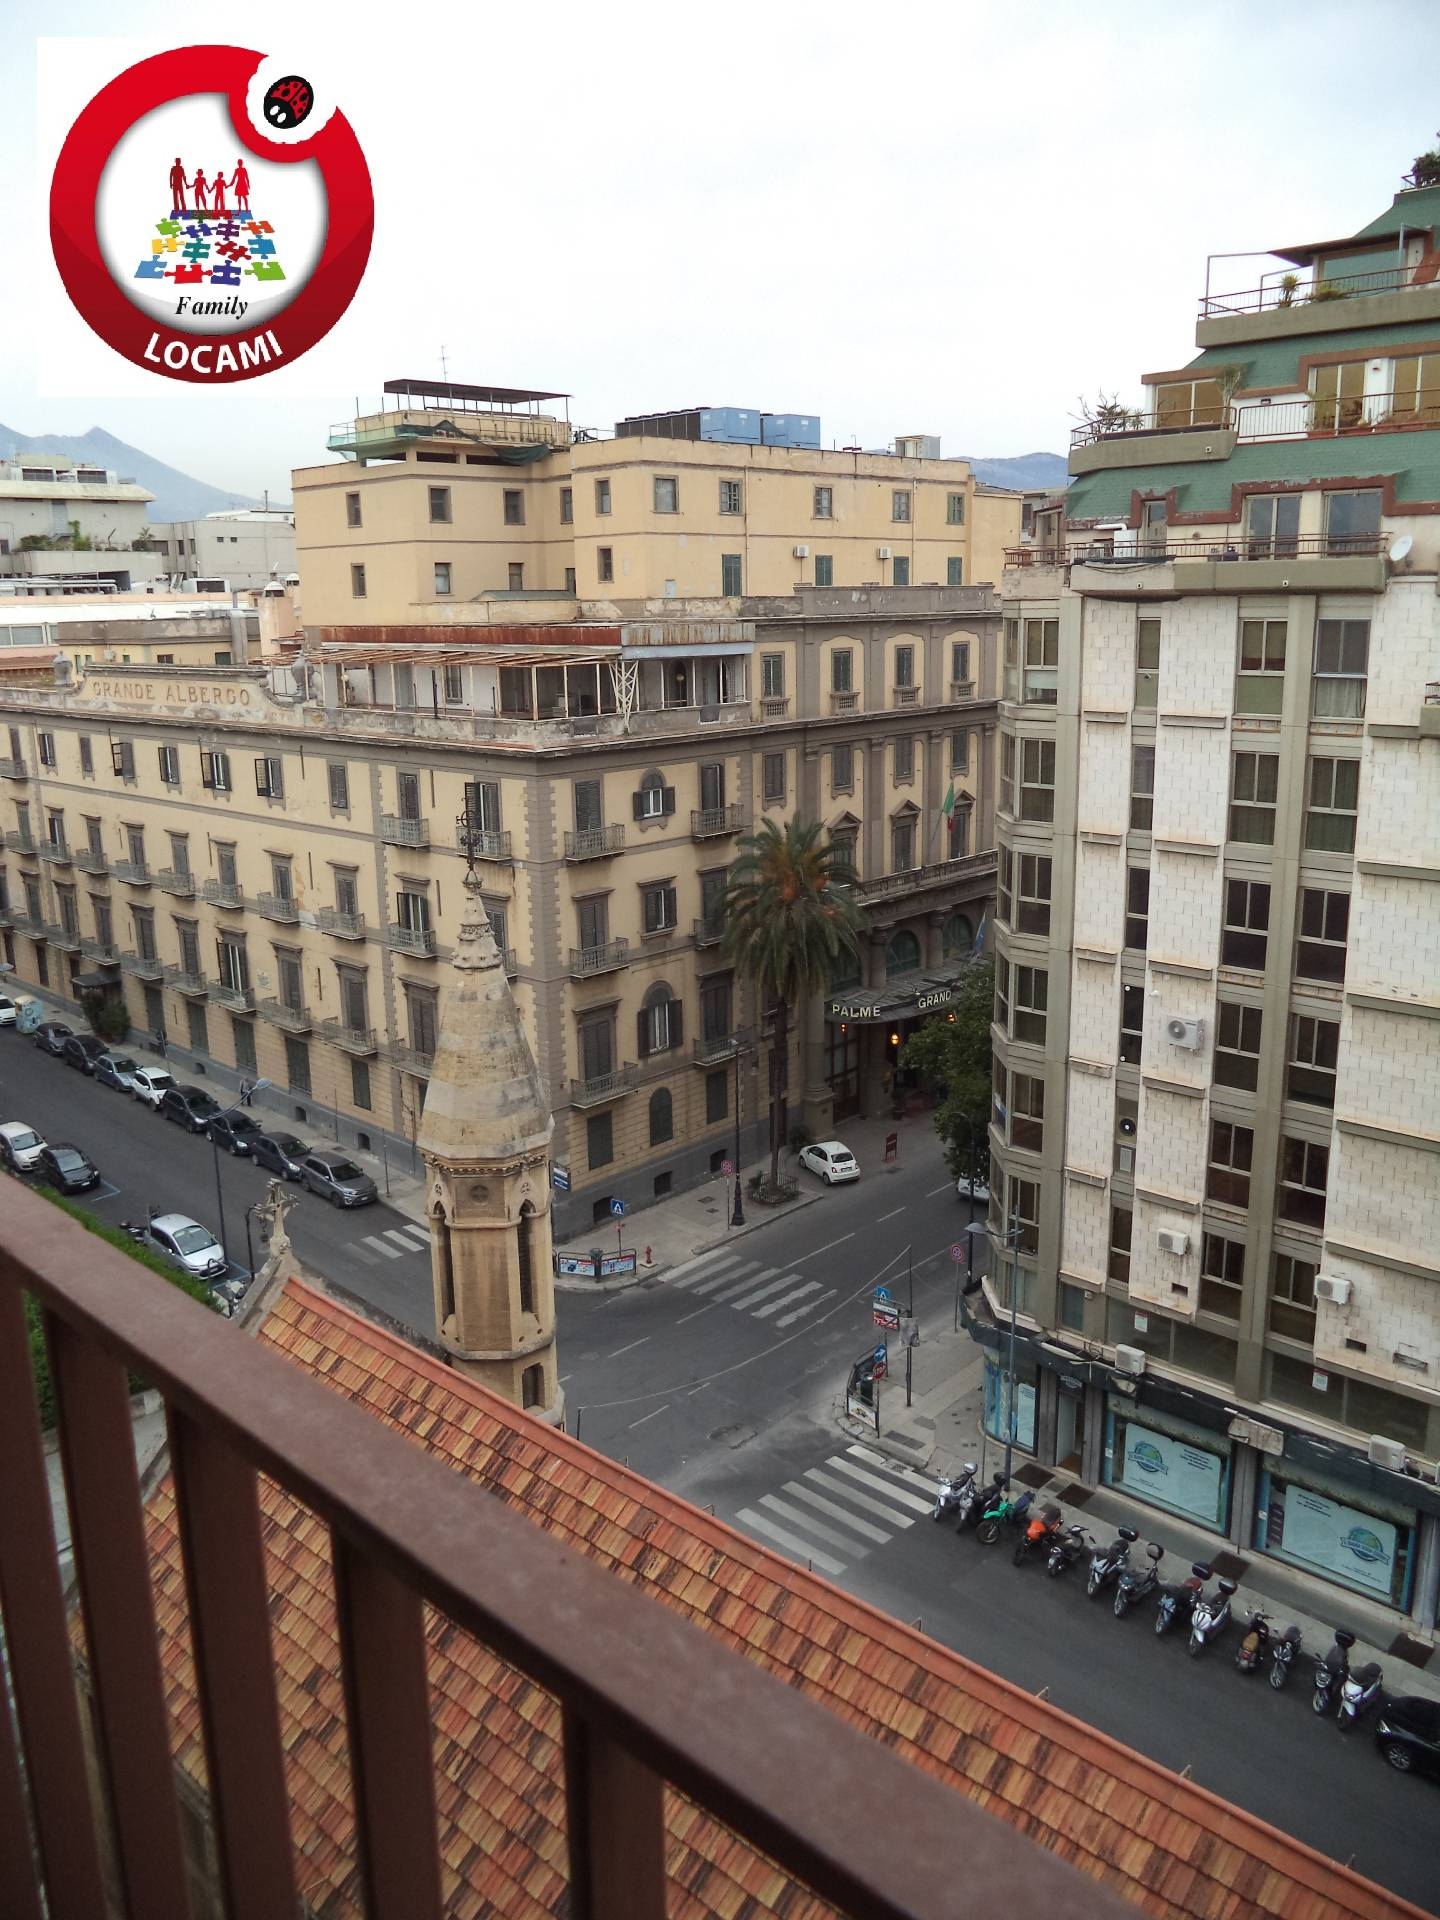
left=731, top=1037, right=746, bottom=1227
left=958, top=1204, right=1027, bottom=1481
left=210, top=1078, right=271, bottom=1272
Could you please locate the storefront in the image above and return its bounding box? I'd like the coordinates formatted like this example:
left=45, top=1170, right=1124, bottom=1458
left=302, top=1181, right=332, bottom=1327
left=1102, top=1398, right=1233, bottom=1534
left=825, top=961, right=974, bottom=1119
left=1255, top=1458, right=1418, bottom=1611
left=983, top=1355, right=1037, bottom=1454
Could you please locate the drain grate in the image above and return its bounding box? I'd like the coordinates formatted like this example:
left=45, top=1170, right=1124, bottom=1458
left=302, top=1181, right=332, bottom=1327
left=1388, top=1632, right=1435, bottom=1670
left=1056, top=1483, right=1095, bottom=1509
left=1206, top=1550, right=1249, bottom=1582
left=1014, top=1463, right=1055, bottom=1490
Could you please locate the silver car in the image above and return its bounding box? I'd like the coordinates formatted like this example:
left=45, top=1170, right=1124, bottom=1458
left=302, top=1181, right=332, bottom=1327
left=130, top=1067, right=177, bottom=1110
left=299, top=1152, right=378, bottom=1208
left=145, top=1212, right=228, bottom=1281
left=0, top=1121, right=47, bottom=1172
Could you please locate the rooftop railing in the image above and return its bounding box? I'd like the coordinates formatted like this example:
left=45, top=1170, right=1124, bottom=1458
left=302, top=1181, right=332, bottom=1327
left=1200, top=261, right=1425, bottom=319
left=1008, top=533, right=1386, bottom=569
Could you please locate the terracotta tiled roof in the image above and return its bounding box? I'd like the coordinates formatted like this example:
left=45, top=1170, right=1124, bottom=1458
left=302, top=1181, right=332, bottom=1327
left=140, top=1279, right=1425, bottom=1920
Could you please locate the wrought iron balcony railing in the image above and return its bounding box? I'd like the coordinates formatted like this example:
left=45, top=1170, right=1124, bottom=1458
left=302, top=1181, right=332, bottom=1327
left=258, top=997, right=311, bottom=1032
left=255, top=892, right=300, bottom=924
left=568, top=939, right=629, bottom=978
left=693, top=915, right=725, bottom=948
left=569, top=1063, right=637, bottom=1106
left=387, top=923, right=438, bottom=957
left=0, top=755, right=28, bottom=778
left=120, top=949, right=164, bottom=980
left=73, top=846, right=109, bottom=875
left=112, top=860, right=151, bottom=886
left=38, top=840, right=71, bottom=865
left=690, top=805, right=745, bottom=840
left=155, top=868, right=195, bottom=897
left=563, top=824, right=625, bottom=861
left=4, top=829, right=35, bottom=855
left=318, top=1017, right=379, bottom=1055
left=208, top=978, right=256, bottom=1011
left=380, top=813, right=430, bottom=848
left=317, top=907, right=367, bottom=940
left=201, top=879, right=245, bottom=908
left=163, top=964, right=208, bottom=996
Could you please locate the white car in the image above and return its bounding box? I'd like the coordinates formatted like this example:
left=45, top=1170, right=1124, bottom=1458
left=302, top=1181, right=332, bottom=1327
left=799, top=1140, right=860, bottom=1185
left=0, top=995, right=20, bottom=1028
left=0, top=1121, right=47, bottom=1171
left=144, top=1212, right=228, bottom=1281
left=956, top=1173, right=990, bottom=1204
left=130, top=1067, right=178, bottom=1110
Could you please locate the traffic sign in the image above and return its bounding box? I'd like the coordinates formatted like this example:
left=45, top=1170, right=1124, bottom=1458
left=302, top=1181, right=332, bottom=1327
left=609, top=1197, right=626, bottom=1218
left=949, top=1241, right=966, bottom=1262
left=872, top=1342, right=889, bottom=1380
left=720, top=1159, right=734, bottom=1177
left=552, top=1163, right=571, bottom=1192
left=874, top=1285, right=893, bottom=1303
left=873, top=1302, right=900, bottom=1331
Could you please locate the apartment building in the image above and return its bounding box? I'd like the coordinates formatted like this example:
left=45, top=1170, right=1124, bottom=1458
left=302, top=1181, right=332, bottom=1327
left=0, top=593, right=259, bottom=678
left=979, top=181, right=1440, bottom=1627
left=157, top=506, right=297, bottom=591
left=0, top=456, right=166, bottom=590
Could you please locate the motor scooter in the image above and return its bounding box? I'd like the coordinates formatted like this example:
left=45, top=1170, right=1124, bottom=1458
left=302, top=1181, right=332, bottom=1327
left=1234, top=1609, right=1273, bottom=1674
left=1188, top=1570, right=1238, bottom=1656
left=1337, top=1655, right=1383, bottom=1732
left=1154, top=1563, right=1208, bottom=1637
left=956, top=1470, right=1004, bottom=1533
left=1269, top=1623, right=1303, bottom=1691
left=1013, top=1503, right=1063, bottom=1566
left=975, top=1483, right=1034, bottom=1547
left=1046, top=1524, right=1091, bottom=1577
left=1086, top=1524, right=1135, bottom=1598
left=1312, top=1627, right=1355, bottom=1717
left=932, top=1463, right=977, bottom=1522
left=1112, top=1541, right=1164, bottom=1618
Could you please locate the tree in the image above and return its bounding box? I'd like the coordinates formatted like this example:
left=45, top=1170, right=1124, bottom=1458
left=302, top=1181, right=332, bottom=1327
left=722, top=817, right=864, bottom=1189
left=900, top=954, right=994, bottom=1190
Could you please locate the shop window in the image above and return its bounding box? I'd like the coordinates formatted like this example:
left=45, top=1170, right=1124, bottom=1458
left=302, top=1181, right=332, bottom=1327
left=1103, top=1398, right=1231, bottom=1531
left=1304, top=756, right=1359, bottom=853
left=1288, top=1012, right=1339, bottom=1108
left=1230, top=751, right=1278, bottom=844
left=1278, top=1136, right=1328, bottom=1230
left=983, top=1358, right=1036, bottom=1451
left=1206, top=1119, right=1253, bottom=1209
left=1253, top=1452, right=1415, bottom=1609
left=1214, top=1000, right=1262, bottom=1091
left=1200, top=1233, right=1244, bottom=1321
left=1296, top=887, right=1348, bottom=983
left=1222, top=877, right=1270, bottom=970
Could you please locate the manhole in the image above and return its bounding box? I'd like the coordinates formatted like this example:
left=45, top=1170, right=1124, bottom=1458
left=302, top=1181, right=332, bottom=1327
left=1207, top=1550, right=1248, bottom=1582
left=1388, top=1632, right=1435, bottom=1670
left=1014, top=1463, right=1054, bottom=1490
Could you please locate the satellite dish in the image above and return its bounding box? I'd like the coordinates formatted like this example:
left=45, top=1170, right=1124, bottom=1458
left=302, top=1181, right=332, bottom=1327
left=1389, top=534, right=1413, bottom=564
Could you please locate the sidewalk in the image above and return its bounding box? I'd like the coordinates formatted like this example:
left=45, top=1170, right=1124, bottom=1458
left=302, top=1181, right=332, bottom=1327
left=855, top=1318, right=1440, bottom=1708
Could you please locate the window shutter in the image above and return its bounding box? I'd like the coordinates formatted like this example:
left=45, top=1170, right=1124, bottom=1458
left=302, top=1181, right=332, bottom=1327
left=632, top=790, right=645, bottom=822
left=661, top=785, right=676, bottom=816
left=664, top=885, right=677, bottom=927
left=201, top=754, right=214, bottom=790
left=669, top=999, right=684, bottom=1049
left=255, top=757, right=270, bottom=795
left=637, top=1009, right=650, bottom=1059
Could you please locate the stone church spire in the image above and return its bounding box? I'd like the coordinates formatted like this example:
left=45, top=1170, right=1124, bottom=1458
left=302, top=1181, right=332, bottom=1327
left=417, top=874, right=562, bottom=1422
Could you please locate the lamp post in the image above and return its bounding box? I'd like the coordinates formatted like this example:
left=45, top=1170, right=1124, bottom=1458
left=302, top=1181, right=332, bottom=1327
left=211, top=1077, right=271, bottom=1270
left=960, top=1202, right=1026, bottom=1483
left=731, top=1037, right=745, bottom=1228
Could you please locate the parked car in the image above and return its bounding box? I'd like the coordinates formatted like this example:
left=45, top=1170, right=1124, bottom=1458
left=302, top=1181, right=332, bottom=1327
left=956, top=1173, right=990, bottom=1205
left=159, top=1085, right=223, bottom=1133
left=143, top=1212, right=228, bottom=1281
left=0, top=993, right=33, bottom=1028
left=798, top=1140, right=861, bottom=1185
left=0, top=1121, right=47, bottom=1171
left=61, top=1033, right=110, bottom=1075
left=1375, top=1697, right=1440, bottom=1778
left=94, top=1052, right=142, bottom=1092
left=130, top=1067, right=177, bottom=1110
left=208, top=1110, right=264, bottom=1156
left=299, top=1151, right=378, bottom=1208
left=32, top=1021, right=74, bottom=1056
left=36, top=1142, right=101, bottom=1194
left=250, top=1130, right=312, bottom=1180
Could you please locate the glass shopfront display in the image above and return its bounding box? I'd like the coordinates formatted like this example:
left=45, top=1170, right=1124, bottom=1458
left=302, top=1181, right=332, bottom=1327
left=983, top=1357, right=1037, bottom=1454
left=1255, top=1460, right=1416, bottom=1610
left=1102, top=1398, right=1232, bottom=1532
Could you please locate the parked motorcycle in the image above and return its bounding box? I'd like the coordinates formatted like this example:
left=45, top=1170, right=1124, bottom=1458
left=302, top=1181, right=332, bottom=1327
left=1188, top=1570, right=1238, bottom=1656
left=956, top=1470, right=1005, bottom=1533
left=1046, top=1523, right=1092, bottom=1578
left=118, top=1218, right=149, bottom=1245
left=1113, top=1541, right=1164, bottom=1619
left=1269, top=1623, right=1303, bottom=1691
left=1154, top=1563, right=1209, bottom=1637
left=1338, top=1656, right=1384, bottom=1732
left=1086, top=1525, right=1135, bottom=1598
left=1234, top=1609, right=1273, bottom=1674
left=1013, top=1503, right=1063, bottom=1567
left=975, top=1483, right=1034, bottom=1547
left=1313, top=1628, right=1356, bottom=1717
left=932, top=1463, right=978, bottom=1522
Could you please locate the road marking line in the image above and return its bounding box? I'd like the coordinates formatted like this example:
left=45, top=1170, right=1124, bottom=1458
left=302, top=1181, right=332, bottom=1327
left=782, top=1483, right=892, bottom=1544
left=774, top=1289, right=835, bottom=1327
left=361, top=1235, right=403, bottom=1259
left=393, top=1223, right=432, bottom=1247
left=675, top=1302, right=718, bottom=1325
left=383, top=1228, right=423, bottom=1251
left=665, top=1248, right=736, bottom=1285
left=927, top=1182, right=953, bottom=1196
left=628, top=1403, right=669, bottom=1429
left=845, top=1445, right=934, bottom=1493
left=691, top=1258, right=759, bottom=1296
left=759, top=1495, right=864, bottom=1554
left=806, top=1232, right=855, bottom=1258
left=734, top=1509, right=846, bottom=1576
left=806, top=1469, right=918, bottom=1527
left=724, top=1272, right=799, bottom=1310
left=607, top=1336, right=650, bottom=1359
left=350, top=1245, right=379, bottom=1267
left=876, top=1206, right=904, bottom=1223
left=826, top=1458, right=935, bottom=1514
left=752, top=1280, right=822, bottom=1318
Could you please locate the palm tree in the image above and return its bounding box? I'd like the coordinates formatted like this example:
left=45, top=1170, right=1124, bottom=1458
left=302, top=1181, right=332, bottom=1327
left=722, top=817, right=865, bottom=1190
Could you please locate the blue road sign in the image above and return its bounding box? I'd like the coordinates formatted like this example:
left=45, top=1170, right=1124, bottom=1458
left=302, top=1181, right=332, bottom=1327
left=609, top=1196, right=626, bottom=1218
left=874, top=1285, right=893, bottom=1303
left=551, top=1163, right=571, bottom=1192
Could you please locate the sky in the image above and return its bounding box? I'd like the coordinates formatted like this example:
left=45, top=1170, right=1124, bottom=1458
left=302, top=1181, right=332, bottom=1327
left=5, top=0, right=1440, bottom=503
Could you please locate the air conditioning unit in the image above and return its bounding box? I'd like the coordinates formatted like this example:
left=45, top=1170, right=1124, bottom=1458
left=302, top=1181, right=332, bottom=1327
left=1166, top=1016, right=1205, bottom=1051
left=1314, top=1274, right=1352, bottom=1307
left=1368, top=1434, right=1408, bottom=1472
left=877, top=546, right=892, bottom=561
left=1157, top=1228, right=1190, bottom=1257
left=793, top=544, right=809, bottom=559
left=1114, top=1344, right=1147, bottom=1376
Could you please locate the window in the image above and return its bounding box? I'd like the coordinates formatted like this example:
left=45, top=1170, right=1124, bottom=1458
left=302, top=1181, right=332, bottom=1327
left=1200, top=1234, right=1244, bottom=1321
left=111, top=739, right=135, bottom=780
left=1288, top=1012, right=1339, bottom=1109
left=275, top=948, right=304, bottom=1012
left=553, top=483, right=573, bottom=527
left=649, top=1088, right=674, bottom=1146
left=1312, top=619, right=1369, bottom=718
left=1214, top=1000, right=1263, bottom=1091
left=641, top=882, right=678, bottom=935
left=420, top=484, right=450, bottom=525
left=951, top=642, right=971, bottom=689
left=950, top=730, right=968, bottom=774
left=333, top=870, right=360, bottom=921
left=1279, top=1136, right=1328, bottom=1229
left=1019, top=738, right=1055, bottom=821
left=830, top=648, right=853, bottom=694
left=345, top=491, right=361, bottom=528
left=762, top=753, right=786, bottom=805
left=946, top=557, right=964, bottom=586
left=1022, top=619, right=1058, bottom=703
left=1390, top=352, right=1440, bottom=423
left=699, top=974, right=732, bottom=1047
left=890, top=815, right=917, bottom=873
left=232, top=1016, right=257, bottom=1075
left=200, top=750, right=231, bottom=793
left=395, top=887, right=431, bottom=936
left=404, top=985, right=438, bottom=1060
left=893, top=737, right=914, bottom=782
left=894, top=644, right=915, bottom=689
left=37, top=732, right=55, bottom=768
left=1155, top=377, right=1223, bottom=429
left=594, top=477, right=611, bottom=516
left=635, top=771, right=673, bottom=821
left=721, top=553, right=742, bottom=595
left=254, top=755, right=284, bottom=800
left=215, top=842, right=237, bottom=888
left=350, top=564, right=367, bottom=598
left=168, top=833, right=190, bottom=877
left=350, top=1056, right=372, bottom=1110
left=1312, top=360, right=1366, bottom=431
left=1135, top=619, right=1160, bottom=709
left=587, top=1112, right=613, bottom=1170
left=1304, top=756, right=1359, bottom=853
left=187, top=1001, right=209, bottom=1054
left=506, top=562, right=525, bottom=592
left=1269, top=1252, right=1318, bottom=1342
left=1119, top=983, right=1145, bottom=1064
left=433, top=562, right=452, bottom=596
left=892, top=556, right=910, bottom=587
left=573, top=779, right=602, bottom=835
left=1207, top=1119, right=1254, bottom=1208
left=1013, top=965, right=1047, bottom=1046
left=829, top=825, right=858, bottom=878
left=891, top=490, right=911, bottom=523
left=639, top=983, right=681, bottom=1056
left=1009, top=1072, right=1044, bottom=1152
left=831, top=744, right=854, bottom=793
left=999, top=734, right=1015, bottom=814
left=78, top=736, right=93, bottom=775
left=706, top=1068, right=728, bottom=1124
left=719, top=478, right=742, bottom=515
left=442, top=664, right=464, bottom=704
left=761, top=653, right=784, bottom=698
left=1002, top=849, right=1051, bottom=936
left=597, top=546, right=614, bottom=583
left=1237, top=618, right=1287, bottom=713
left=813, top=485, right=833, bottom=518
left=327, top=762, right=349, bottom=812
left=653, top=476, right=679, bottom=515
left=216, top=934, right=248, bottom=991
left=1229, top=751, right=1278, bottom=844
left=1124, top=866, right=1149, bottom=951
left=946, top=492, right=966, bottom=525
left=814, top=554, right=834, bottom=587
left=1058, top=1284, right=1087, bottom=1333
left=158, top=744, right=180, bottom=786
left=564, top=566, right=577, bottom=594
left=1130, top=743, right=1154, bottom=831
left=1296, top=887, right=1348, bottom=983
left=283, top=1034, right=311, bottom=1095
left=1108, top=1206, right=1132, bottom=1284
left=270, top=857, right=294, bottom=903
left=1222, top=877, right=1269, bottom=970
left=1324, top=489, right=1381, bottom=554
left=1244, top=493, right=1300, bottom=559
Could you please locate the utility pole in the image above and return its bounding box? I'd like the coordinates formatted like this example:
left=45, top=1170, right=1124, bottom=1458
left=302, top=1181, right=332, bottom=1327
left=998, top=1196, right=1025, bottom=1487
left=731, top=1037, right=745, bottom=1227
left=905, top=1243, right=915, bottom=1408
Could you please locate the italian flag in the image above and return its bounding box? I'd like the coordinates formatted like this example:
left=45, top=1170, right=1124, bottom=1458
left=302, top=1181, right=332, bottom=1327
left=941, top=780, right=958, bottom=834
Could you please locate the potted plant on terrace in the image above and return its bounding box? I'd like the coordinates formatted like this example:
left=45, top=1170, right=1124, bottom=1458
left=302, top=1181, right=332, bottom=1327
left=1406, top=136, right=1440, bottom=188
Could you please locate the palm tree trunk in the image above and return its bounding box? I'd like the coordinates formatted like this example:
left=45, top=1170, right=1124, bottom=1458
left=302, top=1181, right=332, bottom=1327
left=769, top=999, right=789, bottom=1189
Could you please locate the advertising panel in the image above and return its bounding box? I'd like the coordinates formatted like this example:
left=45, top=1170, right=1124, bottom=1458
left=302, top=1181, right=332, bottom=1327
left=1110, top=1416, right=1227, bottom=1528
left=1266, top=1482, right=1402, bottom=1602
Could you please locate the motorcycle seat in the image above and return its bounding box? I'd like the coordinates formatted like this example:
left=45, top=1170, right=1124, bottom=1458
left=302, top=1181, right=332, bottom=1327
left=1353, top=1661, right=1381, bottom=1684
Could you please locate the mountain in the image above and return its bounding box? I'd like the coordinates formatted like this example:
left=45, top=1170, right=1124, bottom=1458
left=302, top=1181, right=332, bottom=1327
left=963, top=451, right=1068, bottom=492
left=0, top=422, right=275, bottom=526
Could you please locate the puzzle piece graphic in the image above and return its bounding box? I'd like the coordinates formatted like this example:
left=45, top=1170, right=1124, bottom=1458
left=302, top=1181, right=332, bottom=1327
left=181, top=239, right=211, bottom=263
left=246, top=235, right=276, bottom=259
left=152, top=236, right=180, bottom=255
left=215, top=240, right=250, bottom=261
left=214, top=220, right=240, bottom=241
left=184, top=221, right=212, bottom=239
left=245, top=219, right=274, bottom=235
left=155, top=218, right=182, bottom=237
left=208, top=259, right=243, bottom=287
left=243, top=259, right=286, bottom=281
left=166, top=262, right=206, bottom=284
left=134, top=257, right=168, bottom=279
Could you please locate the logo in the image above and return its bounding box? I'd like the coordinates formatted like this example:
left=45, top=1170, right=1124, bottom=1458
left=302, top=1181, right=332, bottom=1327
left=50, top=46, right=372, bottom=382
left=1342, top=1525, right=1387, bottom=1567
left=1129, top=1439, right=1168, bottom=1476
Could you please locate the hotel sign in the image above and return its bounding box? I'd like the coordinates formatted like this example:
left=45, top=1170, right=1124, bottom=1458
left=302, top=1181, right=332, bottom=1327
left=827, top=980, right=959, bottom=1024
left=81, top=676, right=259, bottom=709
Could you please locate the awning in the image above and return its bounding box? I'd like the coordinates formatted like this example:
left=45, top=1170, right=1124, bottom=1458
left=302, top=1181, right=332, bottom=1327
left=73, top=968, right=120, bottom=989
left=826, top=967, right=968, bottom=1026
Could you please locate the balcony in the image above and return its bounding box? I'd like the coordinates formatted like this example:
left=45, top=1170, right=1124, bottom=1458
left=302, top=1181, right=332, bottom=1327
left=892, top=686, right=919, bottom=706
left=569, top=1062, right=637, bottom=1106
left=690, top=805, right=745, bottom=840
left=162, top=964, right=206, bottom=996
left=387, top=922, right=438, bottom=958
left=759, top=695, right=790, bottom=719
left=318, top=1017, right=379, bottom=1055
left=564, top=823, right=625, bottom=861
left=392, top=1040, right=435, bottom=1074
left=692, top=1032, right=739, bottom=1067
left=80, top=936, right=119, bottom=965
left=208, top=978, right=256, bottom=1011
left=44, top=922, right=81, bottom=952
left=829, top=690, right=859, bottom=715
left=112, top=860, right=151, bottom=886
left=256, top=892, right=300, bottom=925
left=120, top=949, right=164, bottom=980
left=4, top=828, right=35, bottom=855
left=317, top=907, right=367, bottom=940
left=568, top=938, right=629, bottom=979
left=10, top=911, right=44, bottom=937
left=258, top=997, right=311, bottom=1033
left=502, top=946, right=518, bottom=978
left=155, top=867, right=196, bottom=897
left=855, top=849, right=994, bottom=903
left=73, top=846, right=109, bottom=876
left=201, top=878, right=244, bottom=908
left=38, top=840, right=71, bottom=866
left=459, top=827, right=512, bottom=863
left=0, top=754, right=28, bottom=778
left=950, top=680, right=976, bottom=701
left=1199, top=260, right=1425, bottom=319
left=380, top=813, right=430, bottom=849
left=694, top=915, right=725, bottom=948
left=1233, top=389, right=1440, bottom=444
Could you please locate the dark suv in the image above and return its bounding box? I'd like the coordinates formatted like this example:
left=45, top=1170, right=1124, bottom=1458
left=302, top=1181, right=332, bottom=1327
left=250, top=1131, right=311, bottom=1180
left=36, top=1143, right=101, bottom=1194
left=159, top=1085, right=222, bottom=1133
left=208, top=1111, right=264, bottom=1156
left=61, top=1033, right=110, bottom=1074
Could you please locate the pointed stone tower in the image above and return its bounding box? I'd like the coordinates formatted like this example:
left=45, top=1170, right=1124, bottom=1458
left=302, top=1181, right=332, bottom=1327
left=417, top=873, right=562, bottom=1424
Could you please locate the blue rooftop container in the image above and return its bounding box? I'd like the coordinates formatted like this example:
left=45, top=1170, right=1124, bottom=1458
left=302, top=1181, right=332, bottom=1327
left=761, top=413, right=821, bottom=449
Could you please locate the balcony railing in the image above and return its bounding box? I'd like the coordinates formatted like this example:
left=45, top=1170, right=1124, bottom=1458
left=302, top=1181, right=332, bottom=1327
left=208, top=978, right=256, bottom=1011
left=258, top=997, right=311, bottom=1033
left=759, top=694, right=790, bottom=718
left=112, top=860, right=151, bottom=886
left=693, top=915, right=725, bottom=948
left=255, top=892, right=300, bottom=924
left=392, top=1040, right=435, bottom=1074
left=1234, top=389, right=1440, bottom=443
left=564, top=824, right=625, bottom=860
left=569, top=1063, right=637, bottom=1106
left=1015, top=532, right=1387, bottom=571
left=45, top=922, right=81, bottom=951
left=201, top=878, right=244, bottom=908
left=163, top=964, right=208, bottom=996
left=1003, top=546, right=1070, bottom=569
left=692, top=1033, right=739, bottom=1066
left=80, top=936, right=119, bottom=964
left=120, top=949, right=164, bottom=980
left=855, top=849, right=994, bottom=902
left=9, top=911, right=44, bottom=936
left=829, top=689, right=859, bottom=714
left=892, top=686, right=919, bottom=706
left=0, top=754, right=28, bottom=777
left=387, top=922, right=438, bottom=957
left=380, top=813, right=430, bottom=848
left=1070, top=407, right=1228, bottom=449
left=502, top=946, right=518, bottom=977
left=458, top=826, right=512, bottom=863
left=318, top=1017, right=379, bottom=1055
left=38, top=839, right=71, bottom=865
left=568, top=938, right=629, bottom=978
left=690, top=805, right=745, bottom=840
left=1200, top=261, right=1425, bottom=318
left=4, top=829, right=35, bottom=855
left=73, top=846, right=109, bottom=875
left=316, top=906, right=367, bottom=939
left=155, top=867, right=195, bottom=897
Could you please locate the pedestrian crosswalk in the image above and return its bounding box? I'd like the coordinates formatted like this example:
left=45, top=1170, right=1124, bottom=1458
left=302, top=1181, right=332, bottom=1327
left=664, top=1247, right=837, bottom=1328
left=351, top=1217, right=431, bottom=1263
left=732, top=1444, right=935, bottom=1579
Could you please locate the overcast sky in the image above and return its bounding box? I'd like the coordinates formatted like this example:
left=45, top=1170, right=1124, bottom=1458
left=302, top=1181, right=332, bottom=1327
left=6, top=0, right=1440, bottom=502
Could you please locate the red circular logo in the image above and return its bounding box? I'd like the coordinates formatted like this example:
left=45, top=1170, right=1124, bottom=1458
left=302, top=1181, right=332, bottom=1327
left=51, top=45, right=372, bottom=383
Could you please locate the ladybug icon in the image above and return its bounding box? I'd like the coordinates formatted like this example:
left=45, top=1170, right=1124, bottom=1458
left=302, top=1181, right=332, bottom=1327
left=263, top=75, right=314, bottom=130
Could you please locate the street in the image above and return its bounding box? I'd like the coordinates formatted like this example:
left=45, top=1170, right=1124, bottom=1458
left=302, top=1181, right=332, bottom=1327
left=5, top=1031, right=1436, bottom=1913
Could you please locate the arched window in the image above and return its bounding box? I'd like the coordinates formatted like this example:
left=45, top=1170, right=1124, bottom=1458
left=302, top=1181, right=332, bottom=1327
left=649, top=1087, right=673, bottom=1146
left=886, top=929, right=922, bottom=979
left=433, top=1203, right=456, bottom=1331
left=517, top=1200, right=536, bottom=1317
left=635, top=769, right=672, bottom=821
left=942, top=912, right=973, bottom=960
left=638, top=981, right=682, bottom=1057
left=829, top=947, right=862, bottom=992
left=521, top=1363, right=543, bottom=1410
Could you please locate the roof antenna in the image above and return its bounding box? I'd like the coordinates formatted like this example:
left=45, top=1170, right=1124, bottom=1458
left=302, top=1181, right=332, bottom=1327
left=439, top=343, right=448, bottom=380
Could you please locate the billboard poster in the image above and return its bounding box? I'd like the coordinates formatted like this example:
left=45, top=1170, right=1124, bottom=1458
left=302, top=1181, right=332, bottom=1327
left=1113, top=1417, right=1226, bottom=1528
left=1274, top=1485, right=1399, bottom=1601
